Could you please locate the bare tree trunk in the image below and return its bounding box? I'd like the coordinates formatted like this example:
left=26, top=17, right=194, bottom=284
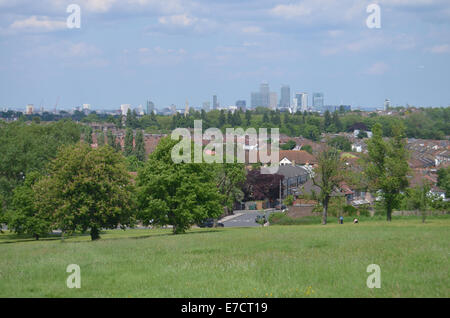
left=322, top=197, right=329, bottom=225
left=90, top=227, right=100, bottom=240
left=386, top=206, right=392, bottom=222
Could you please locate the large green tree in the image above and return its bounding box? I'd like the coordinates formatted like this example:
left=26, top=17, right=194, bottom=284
left=437, top=166, right=450, bottom=197
left=124, top=128, right=134, bottom=157
left=34, top=143, right=135, bottom=240
left=6, top=171, right=52, bottom=240
left=312, top=147, right=346, bottom=225
left=134, top=130, right=146, bottom=161
left=365, top=123, right=409, bottom=221
left=137, top=137, right=223, bottom=234
left=0, top=120, right=81, bottom=214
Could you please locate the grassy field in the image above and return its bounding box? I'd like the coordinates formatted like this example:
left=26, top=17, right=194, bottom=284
left=0, top=217, right=449, bottom=297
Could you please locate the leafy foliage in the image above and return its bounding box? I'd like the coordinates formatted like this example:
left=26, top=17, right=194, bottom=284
left=137, top=137, right=223, bottom=234
left=6, top=172, right=52, bottom=239
left=365, top=123, right=409, bottom=221
left=34, top=143, right=135, bottom=240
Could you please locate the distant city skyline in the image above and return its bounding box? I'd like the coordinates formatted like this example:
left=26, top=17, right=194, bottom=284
left=1, top=1, right=450, bottom=109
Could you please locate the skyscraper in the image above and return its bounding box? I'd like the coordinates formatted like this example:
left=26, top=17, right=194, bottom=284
left=184, top=99, right=189, bottom=117
left=251, top=82, right=275, bottom=108
left=312, top=93, right=324, bottom=110
left=146, top=100, right=155, bottom=114
left=236, top=100, right=246, bottom=111
left=251, top=92, right=261, bottom=108
left=292, top=98, right=298, bottom=113
left=269, top=92, right=278, bottom=110
left=280, top=85, right=290, bottom=108
left=120, top=104, right=130, bottom=116
left=202, top=101, right=210, bottom=112
left=213, top=95, right=218, bottom=110
left=260, top=82, right=270, bottom=107
left=297, top=93, right=308, bottom=112
left=384, top=99, right=391, bottom=111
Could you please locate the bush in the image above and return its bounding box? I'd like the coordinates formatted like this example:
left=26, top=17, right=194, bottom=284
left=283, top=195, right=294, bottom=207
left=358, top=204, right=371, bottom=217
left=343, top=205, right=357, bottom=216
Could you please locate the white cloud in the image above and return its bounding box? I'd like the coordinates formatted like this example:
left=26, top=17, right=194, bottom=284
left=427, top=44, right=450, bottom=54
left=158, top=14, right=198, bottom=27
left=8, top=15, right=66, bottom=33
left=366, top=61, right=390, bottom=75
left=270, top=3, right=312, bottom=19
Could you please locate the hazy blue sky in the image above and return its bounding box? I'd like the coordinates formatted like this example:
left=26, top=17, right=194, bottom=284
left=0, top=0, right=449, bottom=110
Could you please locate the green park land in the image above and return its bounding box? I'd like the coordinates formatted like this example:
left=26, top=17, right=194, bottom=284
left=0, top=216, right=448, bottom=298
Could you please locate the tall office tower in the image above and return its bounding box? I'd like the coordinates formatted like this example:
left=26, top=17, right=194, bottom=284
left=236, top=100, right=246, bottom=111
left=280, top=85, right=291, bottom=108
left=82, top=104, right=91, bottom=110
left=384, top=98, right=391, bottom=111
left=213, top=95, right=218, bottom=110
left=260, top=82, right=270, bottom=107
left=296, top=93, right=308, bottom=112
left=184, top=100, right=189, bottom=117
left=26, top=104, right=34, bottom=114
left=292, top=98, right=298, bottom=113
left=269, top=92, right=278, bottom=110
left=202, top=101, right=211, bottom=112
left=146, top=100, right=155, bottom=114
left=121, top=104, right=131, bottom=116
left=312, top=93, right=324, bottom=110
left=251, top=92, right=261, bottom=108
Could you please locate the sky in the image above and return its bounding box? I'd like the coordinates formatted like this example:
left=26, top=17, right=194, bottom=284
left=0, top=0, right=449, bottom=111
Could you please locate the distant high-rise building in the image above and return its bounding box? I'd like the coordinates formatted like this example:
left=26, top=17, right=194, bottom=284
left=82, top=104, right=91, bottom=110
left=136, top=104, right=144, bottom=116
left=236, top=100, right=246, bottom=111
left=312, top=93, right=324, bottom=110
left=121, top=104, right=131, bottom=116
left=251, top=82, right=274, bottom=108
left=184, top=100, right=189, bottom=117
left=296, top=93, right=308, bottom=112
left=146, top=100, right=155, bottom=114
left=26, top=104, right=33, bottom=115
left=280, top=85, right=290, bottom=108
left=260, top=82, right=270, bottom=107
left=213, top=95, right=218, bottom=110
left=251, top=92, right=262, bottom=108
left=202, top=101, right=211, bottom=112
left=292, top=98, right=298, bottom=113
left=269, top=92, right=277, bottom=110
left=384, top=99, right=391, bottom=111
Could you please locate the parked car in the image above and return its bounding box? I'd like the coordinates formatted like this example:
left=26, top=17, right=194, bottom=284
left=198, top=218, right=224, bottom=228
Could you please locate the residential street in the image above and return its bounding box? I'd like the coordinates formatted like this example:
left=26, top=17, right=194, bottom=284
left=220, top=209, right=278, bottom=227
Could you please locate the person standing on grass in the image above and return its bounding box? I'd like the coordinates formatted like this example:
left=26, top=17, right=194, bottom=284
left=339, top=216, right=344, bottom=224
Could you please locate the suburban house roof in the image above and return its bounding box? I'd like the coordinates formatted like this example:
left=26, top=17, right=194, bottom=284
left=279, top=150, right=317, bottom=165
left=277, top=165, right=309, bottom=179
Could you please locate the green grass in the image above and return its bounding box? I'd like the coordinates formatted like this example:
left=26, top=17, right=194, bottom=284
left=0, top=217, right=449, bottom=298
